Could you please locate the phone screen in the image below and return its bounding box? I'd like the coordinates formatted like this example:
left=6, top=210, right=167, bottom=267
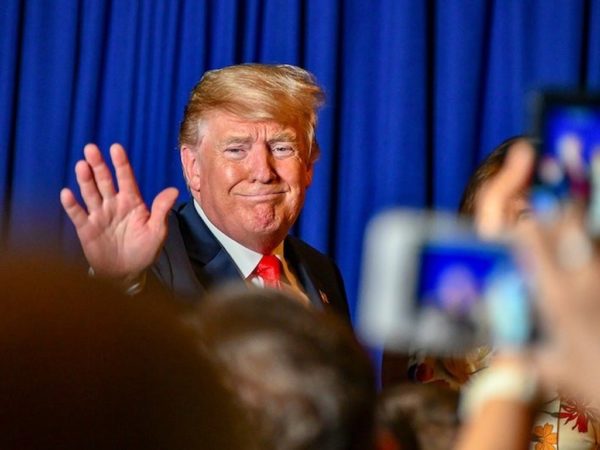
left=414, top=239, right=531, bottom=348
left=532, top=93, right=600, bottom=210
left=415, top=241, right=510, bottom=318
left=357, top=210, right=533, bottom=354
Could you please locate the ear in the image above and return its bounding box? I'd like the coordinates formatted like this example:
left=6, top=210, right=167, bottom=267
left=304, top=162, right=314, bottom=187
left=180, top=146, right=202, bottom=191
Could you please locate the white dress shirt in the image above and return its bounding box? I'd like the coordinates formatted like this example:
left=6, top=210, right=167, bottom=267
left=194, top=200, right=309, bottom=303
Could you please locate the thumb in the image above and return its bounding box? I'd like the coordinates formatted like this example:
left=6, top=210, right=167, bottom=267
left=148, top=187, right=179, bottom=231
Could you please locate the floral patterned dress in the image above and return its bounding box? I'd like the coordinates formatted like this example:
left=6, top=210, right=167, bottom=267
left=408, top=352, right=600, bottom=450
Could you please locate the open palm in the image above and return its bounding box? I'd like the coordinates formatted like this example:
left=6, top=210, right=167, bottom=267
left=61, top=143, right=179, bottom=279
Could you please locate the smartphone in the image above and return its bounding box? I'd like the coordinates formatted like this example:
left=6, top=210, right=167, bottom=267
left=357, top=210, right=532, bottom=355
left=530, top=91, right=600, bottom=214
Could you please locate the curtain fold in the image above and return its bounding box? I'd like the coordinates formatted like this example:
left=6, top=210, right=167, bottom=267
left=1, top=0, right=599, bottom=319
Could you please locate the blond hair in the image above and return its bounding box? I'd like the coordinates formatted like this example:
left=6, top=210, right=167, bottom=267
left=179, top=64, right=325, bottom=163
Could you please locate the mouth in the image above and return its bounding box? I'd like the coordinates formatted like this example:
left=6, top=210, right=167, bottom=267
left=236, top=192, right=286, bottom=201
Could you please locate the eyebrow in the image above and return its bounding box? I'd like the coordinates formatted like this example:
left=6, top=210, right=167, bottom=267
left=267, top=131, right=298, bottom=144
left=220, top=136, right=254, bottom=147
left=220, top=131, right=299, bottom=147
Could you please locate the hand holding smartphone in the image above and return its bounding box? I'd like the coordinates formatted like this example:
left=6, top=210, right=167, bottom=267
left=357, top=91, right=600, bottom=356
left=357, top=211, right=533, bottom=355
left=530, top=91, right=600, bottom=223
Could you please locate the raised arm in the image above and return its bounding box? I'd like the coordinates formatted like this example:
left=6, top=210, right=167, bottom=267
left=60, top=143, right=179, bottom=281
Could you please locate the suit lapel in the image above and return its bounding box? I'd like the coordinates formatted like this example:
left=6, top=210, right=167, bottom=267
left=178, top=202, right=243, bottom=288
left=177, top=203, right=335, bottom=311
left=284, top=237, right=326, bottom=310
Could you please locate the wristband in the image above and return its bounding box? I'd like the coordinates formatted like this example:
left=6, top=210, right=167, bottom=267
left=460, top=364, right=538, bottom=420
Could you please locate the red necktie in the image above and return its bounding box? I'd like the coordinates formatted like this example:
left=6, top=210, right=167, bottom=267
left=256, top=255, right=282, bottom=289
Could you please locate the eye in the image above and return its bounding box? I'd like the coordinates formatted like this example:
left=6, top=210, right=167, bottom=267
left=272, top=145, right=295, bottom=158
left=516, top=207, right=533, bottom=222
left=224, top=147, right=247, bottom=160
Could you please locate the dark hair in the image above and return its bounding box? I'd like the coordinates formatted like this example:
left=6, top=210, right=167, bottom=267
left=376, top=383, right=460, bottom=450
left=191, top=287, right=376, bottom=450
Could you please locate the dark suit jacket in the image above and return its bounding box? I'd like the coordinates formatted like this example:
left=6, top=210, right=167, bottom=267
left=151, top=202, right=351, bottom=321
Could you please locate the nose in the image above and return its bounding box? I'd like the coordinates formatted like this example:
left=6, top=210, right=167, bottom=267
left=248, top=144, right=277, bottom=183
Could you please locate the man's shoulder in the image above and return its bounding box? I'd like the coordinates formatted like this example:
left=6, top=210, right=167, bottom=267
left=151, top=201, right=217, bottom=300
left=164, top=202, right=195, bottom=243
left=169, top=201, right=195, bottom=221
left=167, top=201, right=213, bottom=240
left=285, top=235, right=335, bottom=265
left=284, top=235, right=344, bottom=290
left=285, top=235, right=351, bottom=321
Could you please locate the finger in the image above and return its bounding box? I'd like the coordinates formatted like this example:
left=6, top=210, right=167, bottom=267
left=554, top=217, right=594, bottom=272
left=562, top=202, right=586, bottom=228
left=148, top=187, right=179, bottom=232
left=533, top=332, right=598, bottom=404
left=84, top=143, right=116, bottom=199
left=532, top=346, right=564, bottom=394
left=514, top=221, right=566, bottom=319
left=110, top=143, right=141, bottom=197
left=60, top=188, right=89, bottom=229
left=503, top=140, right=536, bottom=188
left=74, top=159, right=102, bottom=211
left=486, top=141, right=536, bottom=200
left=476, top=141, right=535, bottom=238
left=588, top=152, right=600, bottom=235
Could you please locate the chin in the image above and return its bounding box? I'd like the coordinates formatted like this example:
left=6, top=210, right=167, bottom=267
left=246, top=220, right=283, bottom=237
left=248, top=218, right=291, bottom=242
left=243, top=208, right=280, bottom=230
left=243, top=207, right=297, bottom=236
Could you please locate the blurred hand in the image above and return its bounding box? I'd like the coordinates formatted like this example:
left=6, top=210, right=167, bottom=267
left=475, top=140, right=535, bottom=239
left=518, top=210, right=600, bottom=410
left=60, top=143, right=179, bottom=280
left=478, top=141, right=600, bottom=408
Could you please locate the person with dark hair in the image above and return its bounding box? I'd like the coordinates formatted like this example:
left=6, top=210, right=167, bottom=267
left=459, top=136, right=534, bottom=237
left=455, top=142, right=600, bottom=450
left=0, top=256, right=252, bottom=450
left=375, top=383, right=460, bottom=450
left=383, top=137, right=595, bottom=449
left=382, top=136, right=534, bottom=391
left=458, top=136, right=529, bottom=217
left=190, top=287, right=377, bottom=450
left=60, top=64, right=349, bottom=318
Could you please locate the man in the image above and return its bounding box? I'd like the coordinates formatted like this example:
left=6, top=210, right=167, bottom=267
left=60, top=64, right=350, bottom=318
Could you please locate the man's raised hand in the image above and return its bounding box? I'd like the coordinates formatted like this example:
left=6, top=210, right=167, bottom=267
left=60, top=143, right=179, bottom=280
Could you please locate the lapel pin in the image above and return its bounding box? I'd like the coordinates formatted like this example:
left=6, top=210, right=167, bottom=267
left=319, top=290, right=329, bottom=304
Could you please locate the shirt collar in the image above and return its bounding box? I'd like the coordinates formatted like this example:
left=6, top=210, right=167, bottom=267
left=193, top=200, right=285, bottom=278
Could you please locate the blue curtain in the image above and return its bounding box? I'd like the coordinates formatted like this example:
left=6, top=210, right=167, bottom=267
left=1, top=0, right=599, bottom=321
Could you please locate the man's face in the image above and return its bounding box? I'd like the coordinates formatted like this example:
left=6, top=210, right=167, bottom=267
left=181, top=111, right=313, bottom=253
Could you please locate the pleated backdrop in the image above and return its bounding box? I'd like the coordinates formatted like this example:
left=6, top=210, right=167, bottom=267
left=2, top=0, right=600, bottom=320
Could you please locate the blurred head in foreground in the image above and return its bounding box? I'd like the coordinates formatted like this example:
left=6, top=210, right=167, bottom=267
left=375, top=383, right=460, bottom=450
left=191, top=287, right=377, bottom=450
left=0, top=256, right=251, bottom=450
